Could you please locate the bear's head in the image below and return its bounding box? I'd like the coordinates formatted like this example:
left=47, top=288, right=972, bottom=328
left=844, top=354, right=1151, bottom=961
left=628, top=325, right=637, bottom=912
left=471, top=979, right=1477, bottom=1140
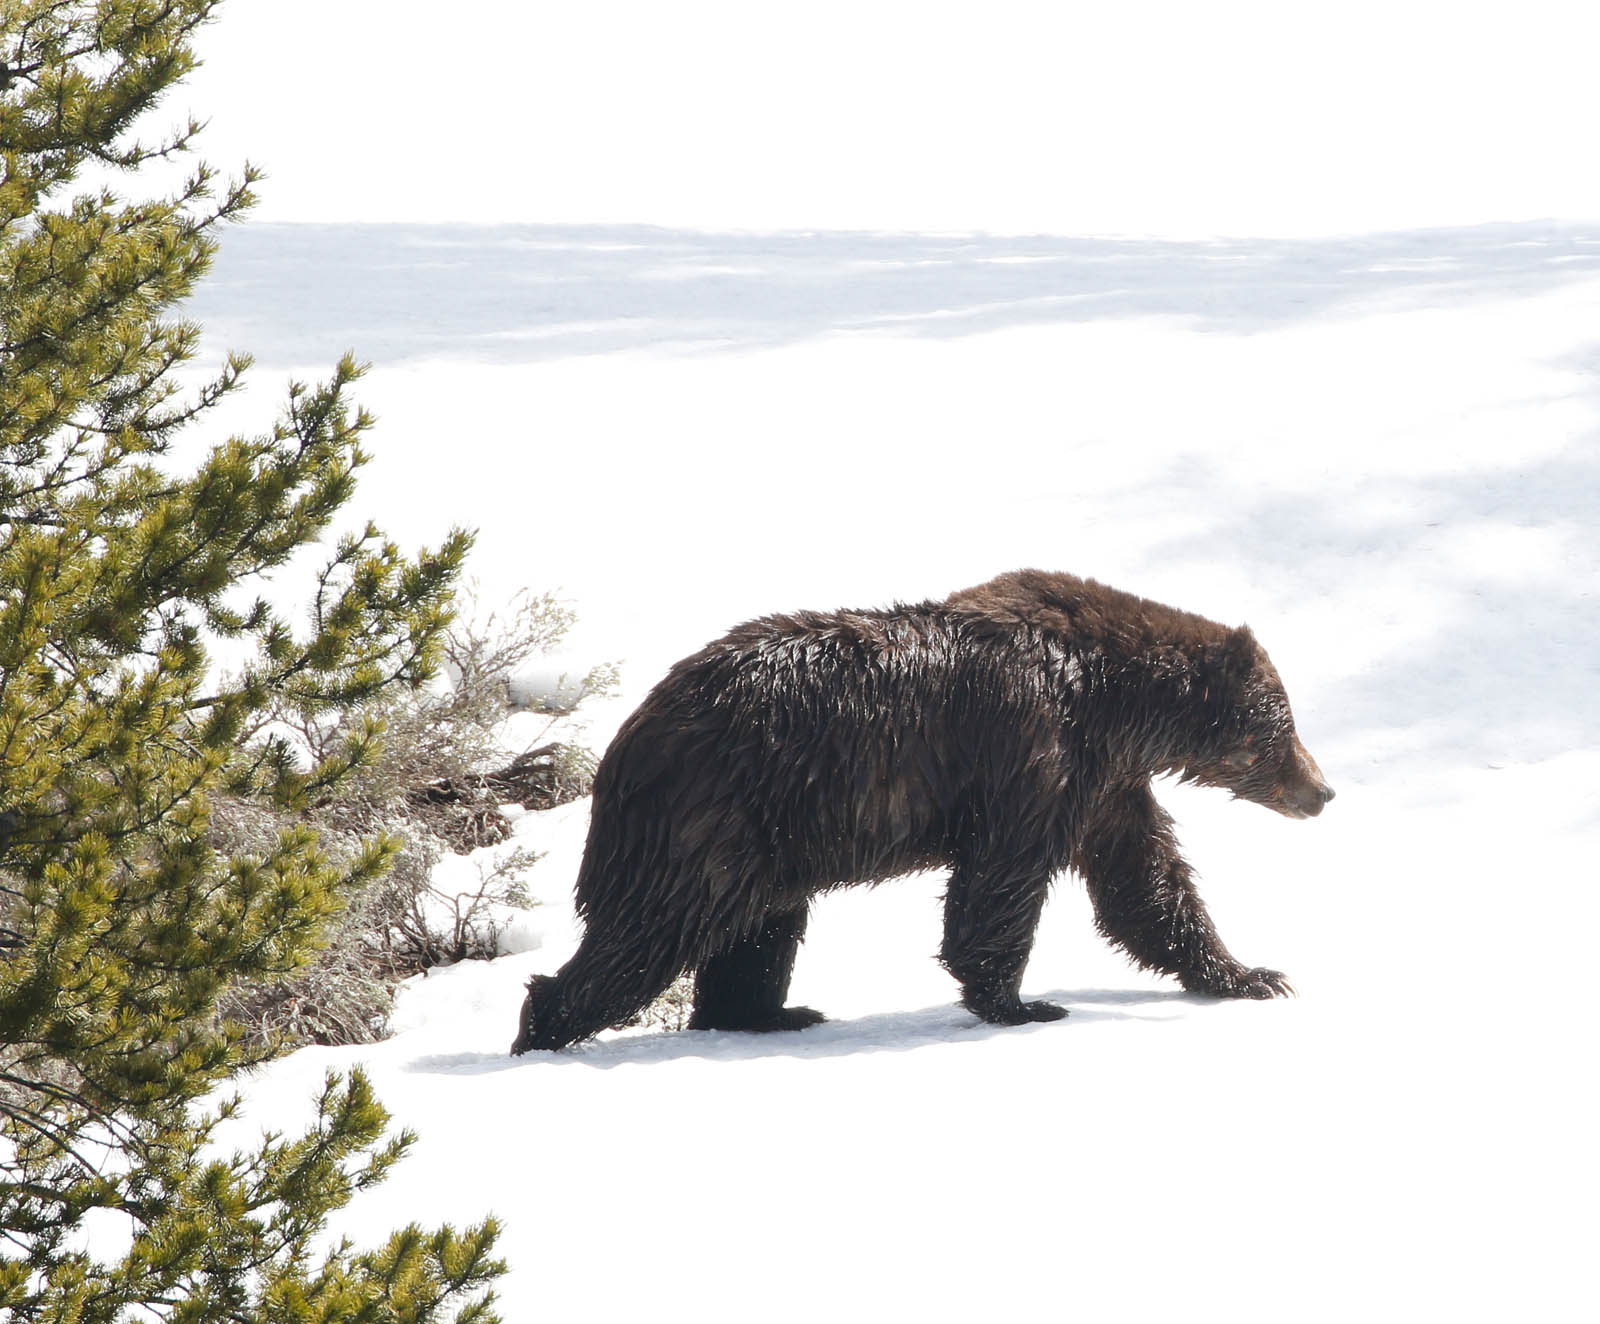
left=1183, top=627, right=1335, bottom=819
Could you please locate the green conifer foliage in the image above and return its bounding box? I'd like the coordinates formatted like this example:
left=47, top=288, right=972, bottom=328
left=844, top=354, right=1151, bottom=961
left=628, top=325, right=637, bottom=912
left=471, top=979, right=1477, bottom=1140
left=0, top=3, right=503, bottom=1317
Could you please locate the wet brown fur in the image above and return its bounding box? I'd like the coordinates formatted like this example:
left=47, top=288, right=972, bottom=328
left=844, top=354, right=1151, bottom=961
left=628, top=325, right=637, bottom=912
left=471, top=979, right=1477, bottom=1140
left=512, top=569, right=1333, bottom=1053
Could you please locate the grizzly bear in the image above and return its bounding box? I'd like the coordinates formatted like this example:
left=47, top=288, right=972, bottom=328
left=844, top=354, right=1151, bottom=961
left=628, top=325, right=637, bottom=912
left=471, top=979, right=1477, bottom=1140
left=511, top=569, right=1333, bottom=1054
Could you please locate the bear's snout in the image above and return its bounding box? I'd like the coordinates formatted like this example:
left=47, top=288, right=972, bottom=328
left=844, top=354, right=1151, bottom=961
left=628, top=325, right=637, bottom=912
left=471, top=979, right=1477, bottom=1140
left=1280, top=739, right=1334, bottom=818
left=1285, top=778, right=1335, bottom=817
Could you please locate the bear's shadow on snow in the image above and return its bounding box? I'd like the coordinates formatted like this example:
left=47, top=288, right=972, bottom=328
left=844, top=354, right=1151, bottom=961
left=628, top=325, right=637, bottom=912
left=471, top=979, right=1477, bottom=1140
left=406, top=987, right=1198, bottom=1074
left=189, top=219, right=1600, bottom=370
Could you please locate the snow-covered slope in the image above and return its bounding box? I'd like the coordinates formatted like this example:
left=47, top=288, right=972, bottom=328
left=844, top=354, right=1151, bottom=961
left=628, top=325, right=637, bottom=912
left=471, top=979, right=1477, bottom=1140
left=208, top=222, right=1599, bottom=1322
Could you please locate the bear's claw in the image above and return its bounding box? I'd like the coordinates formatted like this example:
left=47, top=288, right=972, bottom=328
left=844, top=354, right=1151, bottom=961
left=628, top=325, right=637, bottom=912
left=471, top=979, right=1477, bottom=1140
left=1239, top=967, right=1295, bottom=998
left=1184, top=965, right=1295, bottom=1000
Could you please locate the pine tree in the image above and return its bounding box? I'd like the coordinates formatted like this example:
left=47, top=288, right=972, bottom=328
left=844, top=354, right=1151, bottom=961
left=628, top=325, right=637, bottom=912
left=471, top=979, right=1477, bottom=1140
left=1, top=2, right=504, bottom=1317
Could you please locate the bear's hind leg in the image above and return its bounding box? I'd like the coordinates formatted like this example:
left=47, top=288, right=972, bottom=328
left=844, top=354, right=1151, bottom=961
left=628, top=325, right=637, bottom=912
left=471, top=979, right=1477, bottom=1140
left=1074, top=782, right=1292, bottom=999
left=940, top=859, right=1067, bottom=1025
left=688, top=907, right=825, bottom=1033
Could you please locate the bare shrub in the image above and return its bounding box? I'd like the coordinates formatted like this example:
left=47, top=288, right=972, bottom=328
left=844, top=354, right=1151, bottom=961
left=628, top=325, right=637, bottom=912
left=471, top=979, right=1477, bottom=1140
left=373, top=841, right=543, bottom=970
left=407, top=742, right=600, bottom=853
left=620, top=975, right=697, bottom=1034
left=215, top=589, right=614, bottom=1046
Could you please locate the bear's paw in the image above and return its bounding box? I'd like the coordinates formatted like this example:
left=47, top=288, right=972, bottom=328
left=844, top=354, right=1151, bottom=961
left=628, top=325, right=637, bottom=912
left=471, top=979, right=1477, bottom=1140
left=1184, top=965, right=1295, bottom=1000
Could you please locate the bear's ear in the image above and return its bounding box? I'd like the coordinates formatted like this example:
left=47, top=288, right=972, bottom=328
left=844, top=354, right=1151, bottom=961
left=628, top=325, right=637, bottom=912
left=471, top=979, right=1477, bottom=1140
left=1219, top=626, right=1258, bottom=678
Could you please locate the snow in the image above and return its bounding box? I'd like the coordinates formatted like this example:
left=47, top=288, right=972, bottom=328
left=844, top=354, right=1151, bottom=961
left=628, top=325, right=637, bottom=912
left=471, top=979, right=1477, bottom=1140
left=505, top=657, right=603, bottom=714
left=195, top=221, right=1600, bottom=1322
left=157, top=6, right=1600, bottom=1319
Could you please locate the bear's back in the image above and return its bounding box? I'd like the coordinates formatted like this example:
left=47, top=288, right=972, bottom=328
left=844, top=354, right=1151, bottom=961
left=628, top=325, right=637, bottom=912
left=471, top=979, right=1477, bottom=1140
left=587, top=600, right=1085, bottom=886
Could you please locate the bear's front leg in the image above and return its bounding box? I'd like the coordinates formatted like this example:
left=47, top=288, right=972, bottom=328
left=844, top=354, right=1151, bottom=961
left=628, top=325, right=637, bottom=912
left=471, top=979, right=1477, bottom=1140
left=940, top=861, right=1067, bottom=1025
left=1073, top=781, right=1293, bottom=999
